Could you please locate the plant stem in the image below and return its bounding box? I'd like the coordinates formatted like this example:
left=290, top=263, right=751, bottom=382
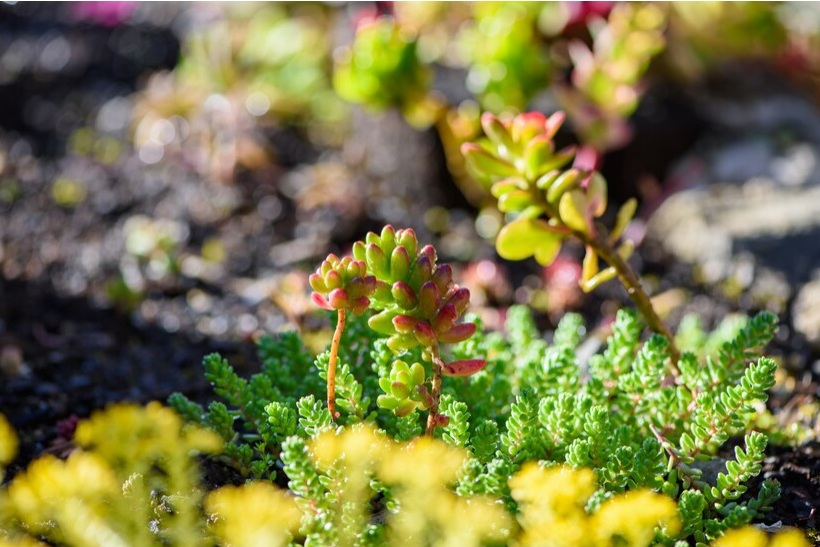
left=425, top=343, right=444, bottom=436
left=529, top=190, right=680, bottom=368
left=328, top=308, right=345, bottom=420
left=579, top=230, right=682, bottom=369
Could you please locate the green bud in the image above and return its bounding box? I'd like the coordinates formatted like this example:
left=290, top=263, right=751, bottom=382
left=418, top=281, right=440, bottom=319
left=414, top=321, right=438, bottom=347
left=373, top=280, right=392, bottom=303
left=387, top=333, right=419, bottom=352
left=410, top=362, right=425, bottom=385
left=397, top=228, right=418, bottom=259
left=611, top=198, right=637, bottom=242
left=587, top=171, right=608, bottom=218
left=535, top=169, right=561, bottom=190
left=366, top=232, right=380, bottom=246
left=380, top=225, right=397, bottom=256
left=369, top=309, right=397, bottom=335
left=540, top=145, right=576, bottom=173
left=391, top=381, right=410, bottom=399
left=392, top=281, right=417, bottom=310
left=390, top=246, right=411, bottom=281
left=496, top=217, right=562, bottom=266
left=308, top=273, right=327, bottom=293
left=409, top=256, right=433, bottom=288
left=558, top=189, right=591, bottom=234
left=324, top=270, right=343, bottom=290
left=377, top=394, right=401, bottom=411
left=352, top=241, right=367, bottom=262
left=396, top=369, right=412, bottom=384
left=366, top=243, right=389, bottom=279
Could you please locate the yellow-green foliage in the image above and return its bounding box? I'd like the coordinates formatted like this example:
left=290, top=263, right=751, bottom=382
left=0, top=406, right=810, bottom=547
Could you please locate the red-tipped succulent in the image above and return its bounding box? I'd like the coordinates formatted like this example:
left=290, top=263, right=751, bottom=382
left=309, top=254, right=376, bottom=316
left=359, top=226, right=481, bottom=361
left=309, top=253, right=377, bottom=420
left=311, top=225, right=487, bottom=434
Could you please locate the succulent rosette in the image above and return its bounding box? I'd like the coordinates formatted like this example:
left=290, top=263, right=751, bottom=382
left=353, top=226, right=480, bottom=359
left=309, top=254, right=376, bottom=315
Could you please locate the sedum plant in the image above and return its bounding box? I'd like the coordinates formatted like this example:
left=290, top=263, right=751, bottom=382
left=309, top=253, right=376, bottom=418
left=462, top=109, right=681, bottom=363
left=309, top=226, right=485, bottom=434
left=558, top=2, right=667, bottom=150
left=166, top=221, right=793, bottom=545
left=333, top=17, right=440, bottom=127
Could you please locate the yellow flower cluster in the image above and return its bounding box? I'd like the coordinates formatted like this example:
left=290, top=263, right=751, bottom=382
left=510, top=463, right=679, bottom=547
left=205, top=482, right=301, bottom=547
left=1, top=403, right=222, bottom=547
left=0, top=414, right=17, bottom=483
left=311, top=426, right=512, bottom=547
left=0, top=406, right=811, bottom=547
left=713, top=528, right=810, bottom=547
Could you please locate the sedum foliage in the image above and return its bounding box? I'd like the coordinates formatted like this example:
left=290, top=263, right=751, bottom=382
left=165, top=291, right=792, bottom=545
left=0, top=408, right=809, bottom=547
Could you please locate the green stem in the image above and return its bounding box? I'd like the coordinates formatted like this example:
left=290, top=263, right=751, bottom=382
left=328, top=308, right=345, bottom=420
left=529, top=177, right=680, bottom=368
left=578, top=229, right=681, bottom=370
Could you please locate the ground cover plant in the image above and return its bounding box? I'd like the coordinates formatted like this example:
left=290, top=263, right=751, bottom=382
left=158, top=121, right=806, bottom=543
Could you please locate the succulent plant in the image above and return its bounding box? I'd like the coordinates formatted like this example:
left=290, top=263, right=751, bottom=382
left=309, top=254, right=376, bottom=316
left=462, top=110, right=679, bottom=364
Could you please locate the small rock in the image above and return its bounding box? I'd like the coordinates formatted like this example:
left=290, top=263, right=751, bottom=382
left=793, top=276, right=820, bottom=345
left=0, top=345, right=30, bottom=378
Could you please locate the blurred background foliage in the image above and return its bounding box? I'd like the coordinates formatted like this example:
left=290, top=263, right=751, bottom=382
left=3, top=0, right=820, bottom=351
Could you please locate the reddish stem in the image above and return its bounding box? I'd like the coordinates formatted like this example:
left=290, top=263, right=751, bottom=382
left=425, top=342, right=444, bottom=436
left=328, top=308, right=345, bottom=420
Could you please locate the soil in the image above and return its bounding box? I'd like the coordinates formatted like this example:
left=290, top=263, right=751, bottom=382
left=0, top=2, right=817, bottom=541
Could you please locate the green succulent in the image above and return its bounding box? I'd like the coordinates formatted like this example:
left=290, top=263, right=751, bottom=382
left=377, top=360, right=432, bottom=417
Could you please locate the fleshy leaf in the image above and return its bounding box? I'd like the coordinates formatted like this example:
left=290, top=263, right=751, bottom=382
left=558, top=190, right=590, bottom=233
left=496, top=217, right=563, bottom=266
left=441, top=359, right=488, bottom=377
